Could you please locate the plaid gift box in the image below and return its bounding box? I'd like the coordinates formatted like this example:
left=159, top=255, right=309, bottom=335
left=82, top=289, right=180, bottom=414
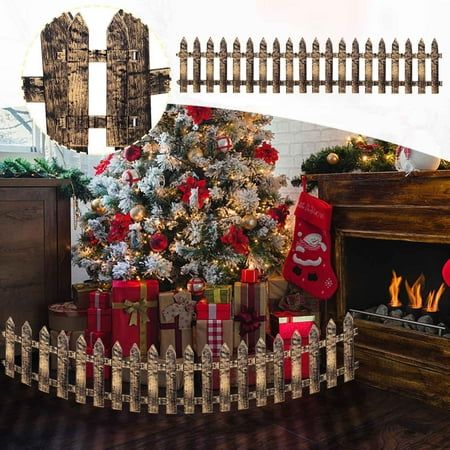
left=194, top=319, right=233, bottom=358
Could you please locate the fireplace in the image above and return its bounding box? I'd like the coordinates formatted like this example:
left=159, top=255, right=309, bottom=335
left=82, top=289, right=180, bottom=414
left=316, top=171, right=450, bottom=408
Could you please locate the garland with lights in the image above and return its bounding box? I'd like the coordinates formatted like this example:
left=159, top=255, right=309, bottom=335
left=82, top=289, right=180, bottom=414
left=73, top=105, right=292, bottom=287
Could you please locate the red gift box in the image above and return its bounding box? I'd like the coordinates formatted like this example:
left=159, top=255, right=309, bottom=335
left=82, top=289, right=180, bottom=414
left=87, top=307, right=112, bottom=333
left=196, top=300, right=231, bottom=320
left=270, top=311, right=316, bottom=339
left=84, top=329, right=111, bottom=348
left=89, top=290, right=111, bottom=309
left=112, top=280, right=159, bottom=356
left=86, top=345, right=111, bottom=380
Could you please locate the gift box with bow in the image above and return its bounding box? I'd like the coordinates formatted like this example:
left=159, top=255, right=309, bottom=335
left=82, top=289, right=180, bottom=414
left=203, top=285, right=233, bottom=304
left=89, top=290, right=111, bottom=309
left=72, top=281, right=111, bottom=309
left=196, top=300, right=231, bottom=320
left=159, top=290, right=196, bottom=357
left=233, top=281, right=268, bottom=351
left=87, top=308, right=112, bottom=333
left=270, top=311, right=316, bottom=339
left=112, top=280, right=159, bottom=356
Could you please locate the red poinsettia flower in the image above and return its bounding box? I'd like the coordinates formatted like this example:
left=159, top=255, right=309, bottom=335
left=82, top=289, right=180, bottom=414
left=221, top=225, right=249, bottom=255
left=185, top=106, right=213, bottom=125
left=178, top=177, right=210, bottom=208
left=254, top=142, right=279, bottom=164
left=355, top=141, right=380, bottom=153
left=85, top=230, right=99, bottom=246
left=267, top=204, right=290, bottom=227
left=94, top=153, right=114, bottom=175
left=107, top=213, right=132, bottom=243
left=123, top=145, right=142, bottom=162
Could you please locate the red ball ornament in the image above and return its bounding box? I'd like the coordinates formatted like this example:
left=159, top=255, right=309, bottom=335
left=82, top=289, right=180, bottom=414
left=121, top=169, right=140, bottom=186
left=216, top=135, right=233, bottom=152
left=442, top=259, right=450, bottom=286
left=187, top=277, right=206, bottom=296
left=123, top=145, right=142, bottom=162
left=149, top=233, right=168, bottom=252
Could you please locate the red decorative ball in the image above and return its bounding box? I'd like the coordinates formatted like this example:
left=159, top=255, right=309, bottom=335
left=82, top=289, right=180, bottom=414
left=187, top=277, right=206, bottom=296
left=123, top=145, right=142, bottom=162
left=149, top=233, right=168, bottom=253
left=216, top=135, right=233, bottom=152
left=442, top=259, right=450, bottom=286
left=121, top=169, right=140, bottom=186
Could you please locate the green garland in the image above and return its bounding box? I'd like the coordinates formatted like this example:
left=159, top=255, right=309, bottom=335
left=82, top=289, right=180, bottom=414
left=0, top=157, right=92, bottom=202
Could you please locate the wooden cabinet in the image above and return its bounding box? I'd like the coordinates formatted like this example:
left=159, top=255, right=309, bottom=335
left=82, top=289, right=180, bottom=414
left=0, top=179, right=71, bottom=337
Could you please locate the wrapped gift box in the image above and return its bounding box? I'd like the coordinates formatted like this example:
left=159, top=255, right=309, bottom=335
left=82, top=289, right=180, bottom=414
left=159, top=290, right=195, bottom=358
left=196, top=301, right=231, bottom=320
left=86, top=345, right=111, bottom=379
left=112, top=280, right=159, bottom=356
left=233, top=281, right=268, bottom=352
left=194, top=319, right=233, bottom=358
left=50, top=330, right=84, bottom=369
left=268, top=275, right=290, bottom=304
left=85, top=330, right=111, bottom=348
left=72, top=281, right=103, bottom=309
left=89, top=290, right=111, bottom=309
left=270, top=311, right=316, bottom=339
left=87, top=308, right=112, bottom=333
left=203, top=285, right=232, bottom=304
left=48, top=302, right=87, bottom=331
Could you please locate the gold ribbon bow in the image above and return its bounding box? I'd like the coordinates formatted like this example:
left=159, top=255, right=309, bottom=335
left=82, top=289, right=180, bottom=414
left=123, top=298, right=150, bottom=326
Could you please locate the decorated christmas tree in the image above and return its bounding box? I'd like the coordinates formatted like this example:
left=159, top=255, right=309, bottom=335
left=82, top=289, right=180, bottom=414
left=73, top=105, right=292, bottom=288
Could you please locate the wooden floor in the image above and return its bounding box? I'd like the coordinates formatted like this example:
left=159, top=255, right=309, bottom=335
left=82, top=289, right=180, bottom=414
left=0, top=375, right=449, bottom=450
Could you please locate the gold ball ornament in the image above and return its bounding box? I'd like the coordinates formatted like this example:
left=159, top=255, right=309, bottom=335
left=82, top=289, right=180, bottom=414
left=187, top=147, right=204, bottom=162
left=326, top=152, right=340, bottom=165
left=91, top=198, right=106, bottom=214
left=129, top=205, right=146, bottom=222
left=241, top=214, right=258, bottom=230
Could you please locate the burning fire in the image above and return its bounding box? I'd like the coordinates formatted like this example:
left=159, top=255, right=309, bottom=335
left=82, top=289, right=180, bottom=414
left=388, top=271, right=403, bottom=307
left=424, top=283, right=446, bottom=312
left=405, top=274, right=425, bottom=309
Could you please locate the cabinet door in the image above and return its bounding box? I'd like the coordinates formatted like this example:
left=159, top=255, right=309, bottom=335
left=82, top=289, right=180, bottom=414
left=0, top=186, right=59, bottom=335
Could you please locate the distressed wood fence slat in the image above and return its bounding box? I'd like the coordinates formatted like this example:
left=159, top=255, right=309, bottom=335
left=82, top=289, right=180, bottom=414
left=352, top=39, right=360, bottom=93
left=431, top=39, right=439, bottom=93
left=93, top=339, right=105, bottom=407
left=233, top=38, right=241, bottom=93
left=391, top=39, right=399, bottom=94
left=255, top=338, right=267, bottom=407
left=179, top=38, right=188, bottom=93
left=129, top=344, right=141, bottom=413
left=206, top=38, right=214, bottom=93
left=326, top=319, right=337, bottom=389
left=219, top=38, right=228, bottom=93
left=378, top=39, right=386, bottom=94
left=259, top=38, right=267, bottom=93
left=418, top=39, right=426, bottom=94
left=246, top=39, right=254, bottom=93
left=38, top=326, right=50, bottom=393
left=290, top=331, right=302, bottom=399
left=273, top=38, right=281, bottom=93
left=21, top=322, right=32, bottom=386
left=57, top=331, right=69, bottom=400
left=202, top=345, right=213, bottom=414
left=237, top=341, right=249, bottom=410
left=183, top=345, right=195, bottom=414
left=338, top=39, right=346, bottom=93
left=364, top=39, right=373, bottom=94
left=193, top=38, right=201, bottom=93
left=325, top=38, right=333, bottom=93
left=405, top=39, right=413, bottom=94
left=147, top=345, right=159, bottom=414
left=111, top=342, right=123, bottom=410
left=286, top=38, right=294, bottom=93
left=273, top=334, right=285, bottom=403
left=219, top=344, right=231, bottom=412
left=75, top=334, right=87, bottom=404
left=312, top=38, right=320, bottom=93
left=299, top=38, right=307, bottom=93
left=309, top=325, right=320, bottom=394
left=344, top=313, right=355, bottom=382
left=166, top=346, right=177, bottom=415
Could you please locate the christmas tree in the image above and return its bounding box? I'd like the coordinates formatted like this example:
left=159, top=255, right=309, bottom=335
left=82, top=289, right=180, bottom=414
left=73, top=105, right=292, bottom=288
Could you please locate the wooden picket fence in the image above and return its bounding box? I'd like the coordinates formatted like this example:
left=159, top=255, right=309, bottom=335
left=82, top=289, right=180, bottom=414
left=1, top=315, right=357, bottom=414
left=178, top=37, right=441, bottom=94
left=22, top=10, right=170, bottom=152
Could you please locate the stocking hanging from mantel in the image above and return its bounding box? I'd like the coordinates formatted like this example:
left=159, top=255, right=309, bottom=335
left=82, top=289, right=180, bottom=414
left=283, top=177, right=338, bottom=300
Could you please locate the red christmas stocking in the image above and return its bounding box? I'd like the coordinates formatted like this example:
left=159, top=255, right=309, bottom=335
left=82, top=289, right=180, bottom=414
left=283, top=188, right=338, bottom=300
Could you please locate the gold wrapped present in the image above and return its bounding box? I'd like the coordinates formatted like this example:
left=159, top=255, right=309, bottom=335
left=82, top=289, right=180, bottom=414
left=203, top=285, right=232, bottom=304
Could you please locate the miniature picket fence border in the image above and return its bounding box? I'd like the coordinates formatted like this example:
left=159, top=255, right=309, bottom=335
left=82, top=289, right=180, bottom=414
left=1, top=314, right=357, bottom=414
left=178, top=37, right=441, bottom=94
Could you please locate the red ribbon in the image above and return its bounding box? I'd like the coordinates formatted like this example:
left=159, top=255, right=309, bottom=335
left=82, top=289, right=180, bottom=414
left=160, top=316, right=183, bottom=357
left=235, top=306, right=261, bottom=337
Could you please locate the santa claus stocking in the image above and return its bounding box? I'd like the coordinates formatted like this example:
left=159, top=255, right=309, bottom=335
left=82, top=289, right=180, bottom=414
left=283, top=186, right=338, bottom=300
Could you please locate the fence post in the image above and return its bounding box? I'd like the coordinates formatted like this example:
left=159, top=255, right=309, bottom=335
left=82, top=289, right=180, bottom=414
left=299, top=38, right=307, bottom=93
left=286, top=38, right=294, bottom=94
left=338, top=39, right=346, bottom=93
left=147, top=345, right=159, bottom=414
left=246, top=38, right=254, bottom=93
left=273, top=334, right=285, bottom=403
left=219, top=343, right=231, bottom=412
left=166, top=345, right=177, bottom=415
left=233, top=38, right=241, bottom=93
left=391, top=39, right=399, bottom=94
left=38, top=326, right=50, bottom=393
left=325, top=38, right=333, bottom=93
left=183, top=345, right=195, bottom=414
left=290, top=330, right=302, bottom=399
left=255, top=338, right=267, bottom=407
left=259, top=38, right=267, bottom=93
left=344, top=313, right=355, bottom=382
left=75, top=334, right=87, bottom=404
left=179, top=38, right=188, bottom=93
left=405, top=39, right=413, bottom=94
left=5, top=318, right=15, bottom=378
left=378, top=39, right=386, bottom=94
left=308, top=324, right=320, bottom=394
left=418, top=39, right=426, bottom=94
left=364, top=39, right=373, bottom=94
left=272, top=38, right=281, bottom=93
left=431, top=39, right=439, bottom=94
left=219, top=38, right=228, bottom=93
left=237, top=340, right=249, bottom=410
left=57, top=331, right=69, bottom=400
left=312, top=38, right=320, bottom=93
left=21, top=322, right=32, bottom=386
left=351, top=39, right=360, bottom=93
left=93, top=339, right=105, bottom=407
left=326, top=319, right=337, bottom=389
left=111, top=341, right=123, bottom=410
left=206, top=38, right=214, bottom=93
left=67, top=13, right=89, bottom=149
left=193, top=38, right=201, bottom=93
left=129, top=344, right=141, bottom=413
left=201, top=344, right=213, bottom=413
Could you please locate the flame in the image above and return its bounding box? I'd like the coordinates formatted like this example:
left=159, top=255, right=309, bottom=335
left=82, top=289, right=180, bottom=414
left=388, top=271, right=403, bottom=307
left=405, top=274, right=425, bottom=309
left=424, top=283, right=446, bottom=312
